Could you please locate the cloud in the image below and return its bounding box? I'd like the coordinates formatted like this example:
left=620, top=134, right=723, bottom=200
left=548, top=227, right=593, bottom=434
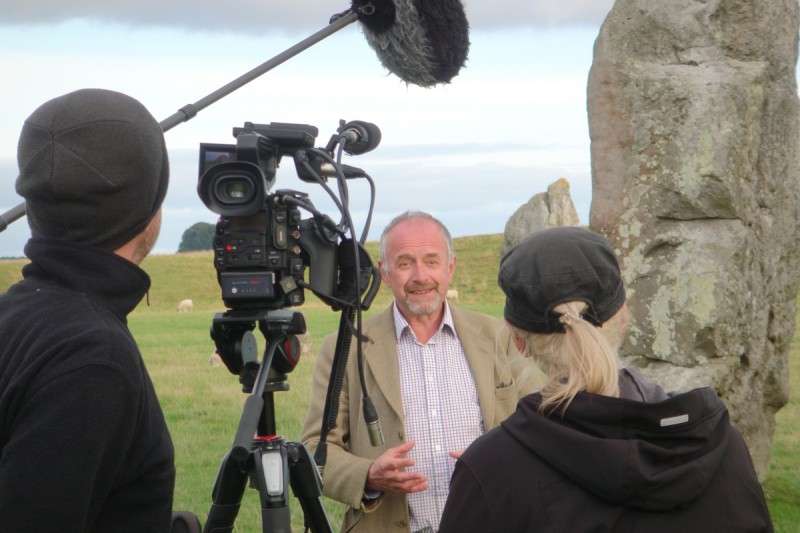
left=2, top=0, right=615, bottom=34
left=465, top=0, right=615, bottom=29
left=0, top=6, right=602, bottom=258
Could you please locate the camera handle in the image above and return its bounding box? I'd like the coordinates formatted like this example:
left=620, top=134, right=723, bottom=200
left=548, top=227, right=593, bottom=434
left=203, top=313, right=333, bottom=533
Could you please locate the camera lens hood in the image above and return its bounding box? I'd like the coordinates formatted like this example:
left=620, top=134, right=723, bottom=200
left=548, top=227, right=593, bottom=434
left=198, top=161, right=266, bottom=216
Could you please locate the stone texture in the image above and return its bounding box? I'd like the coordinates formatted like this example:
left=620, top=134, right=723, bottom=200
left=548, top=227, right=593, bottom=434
left=587, top=0, right=800, bottom=479
left=503, top=178, right=580, bottom=253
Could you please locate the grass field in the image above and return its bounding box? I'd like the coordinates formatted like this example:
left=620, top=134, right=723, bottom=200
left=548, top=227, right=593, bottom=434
left=1, top=234, right=798, bottom=531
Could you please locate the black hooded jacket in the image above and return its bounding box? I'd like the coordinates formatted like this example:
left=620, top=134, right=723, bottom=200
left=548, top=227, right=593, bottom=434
left=0, top=237, right=175, bottom=532
left=439, top=369, right=772, bottom=532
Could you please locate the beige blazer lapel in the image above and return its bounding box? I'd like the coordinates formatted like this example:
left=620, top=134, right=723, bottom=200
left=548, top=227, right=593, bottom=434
left=451, top=306, right=500, bottom=428
left=362, top=306, right=405, bottom=422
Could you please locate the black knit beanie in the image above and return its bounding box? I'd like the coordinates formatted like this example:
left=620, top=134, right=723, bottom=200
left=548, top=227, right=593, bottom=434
left=16, top=88, right=169, bottom=251
left=498, top=227, right=626, bottom=334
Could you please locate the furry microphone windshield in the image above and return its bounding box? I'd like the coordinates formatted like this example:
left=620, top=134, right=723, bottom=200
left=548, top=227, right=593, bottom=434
left=352, top=0, right=470, bottom=87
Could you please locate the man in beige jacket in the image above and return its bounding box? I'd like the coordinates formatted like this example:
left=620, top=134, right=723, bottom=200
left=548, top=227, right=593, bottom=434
left=301, top=211, right=541, bottom=533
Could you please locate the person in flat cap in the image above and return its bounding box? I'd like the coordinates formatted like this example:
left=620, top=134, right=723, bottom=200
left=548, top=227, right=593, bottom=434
left=439, top=226, right=773, bottom=533
left=0, top=89, right=175, bottom=532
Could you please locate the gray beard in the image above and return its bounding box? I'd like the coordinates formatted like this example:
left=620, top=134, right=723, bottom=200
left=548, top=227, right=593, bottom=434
left=404, top=294, right=443, bottom=316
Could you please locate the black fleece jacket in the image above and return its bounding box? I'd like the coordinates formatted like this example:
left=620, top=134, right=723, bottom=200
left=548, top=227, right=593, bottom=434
left=439, top=369, right=773, bottom=533
left=0, top=237, right=175, bottom=532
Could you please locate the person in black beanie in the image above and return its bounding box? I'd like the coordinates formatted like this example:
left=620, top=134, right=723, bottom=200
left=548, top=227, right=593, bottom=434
left=0, top=88, right=175, bottom=532
left=439, top=226, right=773, bottom=533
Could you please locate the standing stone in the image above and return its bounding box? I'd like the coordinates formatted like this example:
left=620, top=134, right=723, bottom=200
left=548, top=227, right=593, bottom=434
left=587, top=0, right=800, bottom=479
left=503, top=178, right=580, bottom=253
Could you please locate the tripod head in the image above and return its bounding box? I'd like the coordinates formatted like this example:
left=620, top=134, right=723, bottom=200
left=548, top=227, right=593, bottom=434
left=209, top=309, right=306, bottom=392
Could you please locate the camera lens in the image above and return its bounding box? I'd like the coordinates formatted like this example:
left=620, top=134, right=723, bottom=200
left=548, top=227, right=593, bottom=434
left=198, top=160, right=265, bottom=216
left=225, top=181, right=249, bottom=199
left=216, top=176, right=254, bottom=205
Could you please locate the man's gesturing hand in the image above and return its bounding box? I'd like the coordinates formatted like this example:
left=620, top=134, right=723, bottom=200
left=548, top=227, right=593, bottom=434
left=366, top=441, right=428, bottom=494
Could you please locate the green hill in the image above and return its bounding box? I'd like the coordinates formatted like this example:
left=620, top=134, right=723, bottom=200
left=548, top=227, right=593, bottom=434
left=0, top=233, right=510, bottom=315
left=135, top=233, right=509, bottom=314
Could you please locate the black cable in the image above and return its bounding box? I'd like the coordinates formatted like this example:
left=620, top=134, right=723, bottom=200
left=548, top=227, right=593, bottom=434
left=359, top=172, right=376, bottom=246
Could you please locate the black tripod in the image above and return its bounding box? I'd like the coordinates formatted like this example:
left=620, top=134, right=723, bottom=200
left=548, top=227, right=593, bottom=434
left=203, top=309, right=333, bottom=533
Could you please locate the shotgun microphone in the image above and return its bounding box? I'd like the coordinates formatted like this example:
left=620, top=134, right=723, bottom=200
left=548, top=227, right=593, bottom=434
left=351, top=0, right=470, bottom=87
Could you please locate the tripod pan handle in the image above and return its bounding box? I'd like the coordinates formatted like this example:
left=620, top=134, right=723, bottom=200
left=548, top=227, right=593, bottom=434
left=232, top=395, right=264, bottom=462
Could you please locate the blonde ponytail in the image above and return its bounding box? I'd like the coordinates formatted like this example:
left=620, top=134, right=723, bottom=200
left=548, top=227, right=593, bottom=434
left=512, top=301, right=624, bottom=415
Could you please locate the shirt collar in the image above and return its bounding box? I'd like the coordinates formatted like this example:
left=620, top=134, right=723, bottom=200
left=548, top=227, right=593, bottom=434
left=392, top=299, right=456, bottom=342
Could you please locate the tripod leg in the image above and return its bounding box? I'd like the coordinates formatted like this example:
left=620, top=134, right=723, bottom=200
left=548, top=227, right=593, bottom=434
left=254, top=443, right=292, bottom=532
left=203, top=452, right=248, bottom=533
left=287, top=442, right=334, bottom=533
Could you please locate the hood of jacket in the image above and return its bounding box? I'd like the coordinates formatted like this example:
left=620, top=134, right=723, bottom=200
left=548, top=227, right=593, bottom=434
left=501, top=369, right=732, bottom=511
left=20, top=236, right=151, bottom=321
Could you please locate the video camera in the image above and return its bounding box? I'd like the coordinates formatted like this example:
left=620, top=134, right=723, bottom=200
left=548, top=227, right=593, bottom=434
left=198, top=122, right=341, bottom=311
left=196, top=121, right=383, bottom=533
left=197, top=119, right=380, bottom=380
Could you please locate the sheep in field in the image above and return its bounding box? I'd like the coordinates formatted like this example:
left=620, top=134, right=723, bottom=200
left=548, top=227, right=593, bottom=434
left=176, top=299, right=193, bottom=312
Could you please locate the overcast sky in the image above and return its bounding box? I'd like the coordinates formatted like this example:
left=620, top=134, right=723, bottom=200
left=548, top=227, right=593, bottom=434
left=0, top=0, right=616, bottom=257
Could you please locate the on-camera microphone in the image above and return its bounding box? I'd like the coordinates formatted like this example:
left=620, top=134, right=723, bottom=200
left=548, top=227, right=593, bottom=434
left=320, top=163, right=368, bottom=179
left=352, top=0, right=470, bottom=87
left=338, top=120, right=381, bottom=155
left=294, top=150, right=370, bottom=184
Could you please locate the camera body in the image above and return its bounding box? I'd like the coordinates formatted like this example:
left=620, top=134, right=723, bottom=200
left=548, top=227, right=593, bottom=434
left=213, top=195, right=304, bottom=309
left=198, top=122, right=337, bottom=310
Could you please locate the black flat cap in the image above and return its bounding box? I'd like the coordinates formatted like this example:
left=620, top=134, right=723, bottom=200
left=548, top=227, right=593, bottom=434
left=498, top=227, right=625, bottom=333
